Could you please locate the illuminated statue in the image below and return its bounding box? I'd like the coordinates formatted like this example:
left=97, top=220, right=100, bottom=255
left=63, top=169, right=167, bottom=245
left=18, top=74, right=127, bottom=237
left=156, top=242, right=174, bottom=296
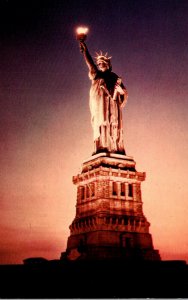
left=77, top=29, right=128, bottom=154
left=63, top=28, right=161, bottom=263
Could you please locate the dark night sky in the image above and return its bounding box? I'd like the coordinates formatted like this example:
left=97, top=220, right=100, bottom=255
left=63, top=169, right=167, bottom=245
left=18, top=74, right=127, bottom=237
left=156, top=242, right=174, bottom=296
left=0, top=0, right=188, bottom=264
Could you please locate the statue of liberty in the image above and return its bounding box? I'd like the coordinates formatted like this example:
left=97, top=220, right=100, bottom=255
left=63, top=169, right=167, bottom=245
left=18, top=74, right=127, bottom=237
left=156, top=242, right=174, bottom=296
left=79, top=39, right=128, bottom=155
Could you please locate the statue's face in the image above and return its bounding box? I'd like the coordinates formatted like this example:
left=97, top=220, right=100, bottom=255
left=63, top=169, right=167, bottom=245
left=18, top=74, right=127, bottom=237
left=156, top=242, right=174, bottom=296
left=97, top=60, right=109, bottom=72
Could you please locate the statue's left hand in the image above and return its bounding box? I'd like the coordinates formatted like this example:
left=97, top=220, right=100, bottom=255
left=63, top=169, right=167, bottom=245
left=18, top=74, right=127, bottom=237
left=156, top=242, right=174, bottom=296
left=115, top=83, right=125, bottom=95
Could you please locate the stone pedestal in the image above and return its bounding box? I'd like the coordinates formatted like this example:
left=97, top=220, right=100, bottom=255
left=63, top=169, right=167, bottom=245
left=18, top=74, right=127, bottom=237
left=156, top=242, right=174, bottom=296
left=63, top=152, right=160, bottom=261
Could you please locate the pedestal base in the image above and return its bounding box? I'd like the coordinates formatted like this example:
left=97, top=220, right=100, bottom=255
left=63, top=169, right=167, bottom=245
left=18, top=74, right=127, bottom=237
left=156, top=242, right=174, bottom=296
left=65, top=230, right=160, bottom=261
left=64, top=152, right=160, bottom=262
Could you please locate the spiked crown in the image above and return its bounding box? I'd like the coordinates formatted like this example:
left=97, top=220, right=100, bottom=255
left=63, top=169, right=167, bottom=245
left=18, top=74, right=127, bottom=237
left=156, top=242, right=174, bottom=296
left=95, top=51, right=112, bottom=70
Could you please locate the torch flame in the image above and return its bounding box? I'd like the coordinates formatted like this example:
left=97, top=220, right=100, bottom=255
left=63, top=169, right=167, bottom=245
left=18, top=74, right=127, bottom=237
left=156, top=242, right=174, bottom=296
left=76, top=27, right=89, bottom=35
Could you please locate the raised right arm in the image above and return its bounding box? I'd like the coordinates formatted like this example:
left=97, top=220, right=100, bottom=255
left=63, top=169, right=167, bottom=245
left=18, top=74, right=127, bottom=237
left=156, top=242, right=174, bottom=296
left=79, top=41, right=98, bottom=75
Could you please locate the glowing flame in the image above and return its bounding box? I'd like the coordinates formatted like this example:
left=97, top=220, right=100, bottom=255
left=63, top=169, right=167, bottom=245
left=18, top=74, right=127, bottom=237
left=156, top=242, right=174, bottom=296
left=76, top=27, right=89, bottom=35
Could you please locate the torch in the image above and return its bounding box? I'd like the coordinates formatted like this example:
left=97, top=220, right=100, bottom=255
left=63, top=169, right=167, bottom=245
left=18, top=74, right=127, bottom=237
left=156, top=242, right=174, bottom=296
left=76, top=27, right=89, bottom=52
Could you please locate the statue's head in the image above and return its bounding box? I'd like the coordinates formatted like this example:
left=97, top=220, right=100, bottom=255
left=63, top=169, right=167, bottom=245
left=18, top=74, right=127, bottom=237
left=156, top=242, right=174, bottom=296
left=95, top=52, right=112, bottom=72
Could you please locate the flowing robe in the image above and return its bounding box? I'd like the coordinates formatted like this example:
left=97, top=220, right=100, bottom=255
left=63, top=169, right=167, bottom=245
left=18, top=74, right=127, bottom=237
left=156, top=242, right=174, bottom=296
left=83, top=50, right=128, bottom=154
